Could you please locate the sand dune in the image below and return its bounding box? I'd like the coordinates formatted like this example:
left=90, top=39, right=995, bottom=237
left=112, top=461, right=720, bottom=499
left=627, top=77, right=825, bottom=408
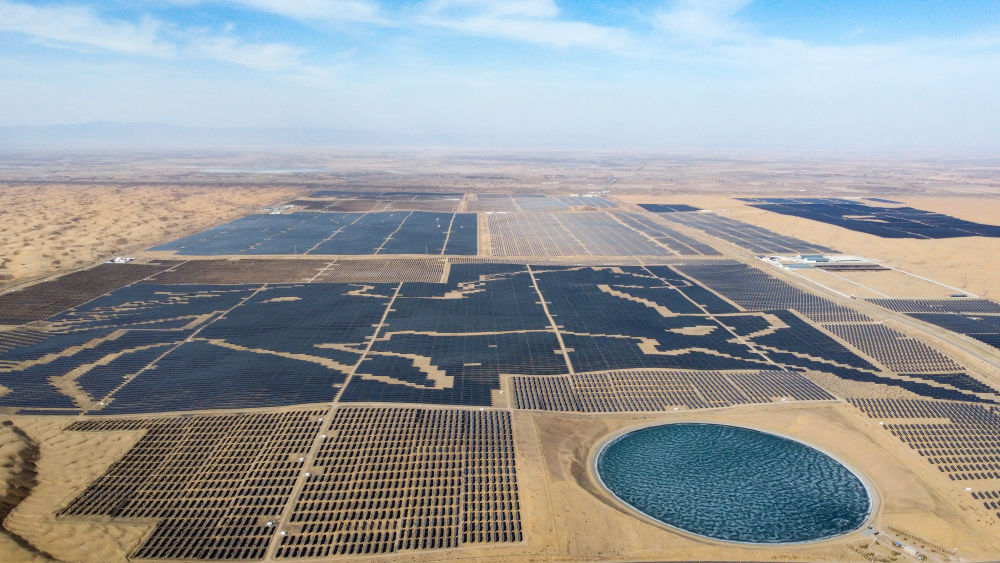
left=0, top=184, right=302, bottom=283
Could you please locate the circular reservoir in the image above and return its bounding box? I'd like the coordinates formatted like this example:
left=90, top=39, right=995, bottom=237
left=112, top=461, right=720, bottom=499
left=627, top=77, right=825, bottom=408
left=596, top=423, right=871, bottom=543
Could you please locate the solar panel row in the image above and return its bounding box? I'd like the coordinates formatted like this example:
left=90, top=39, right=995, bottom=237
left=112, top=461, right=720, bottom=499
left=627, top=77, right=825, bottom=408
left=151, top=212, right=477, bottom=256
left=655, top=212, right=836, bottom=254
left=513, top=369, right=834, bottom=411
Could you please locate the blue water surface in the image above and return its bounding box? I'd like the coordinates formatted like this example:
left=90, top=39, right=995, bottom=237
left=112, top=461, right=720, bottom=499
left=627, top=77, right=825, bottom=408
left=596, top=423, right=870, bottom=543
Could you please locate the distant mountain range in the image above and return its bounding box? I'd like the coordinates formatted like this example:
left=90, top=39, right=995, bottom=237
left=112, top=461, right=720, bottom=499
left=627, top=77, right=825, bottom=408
left=0, top=122, right=472, bottom=148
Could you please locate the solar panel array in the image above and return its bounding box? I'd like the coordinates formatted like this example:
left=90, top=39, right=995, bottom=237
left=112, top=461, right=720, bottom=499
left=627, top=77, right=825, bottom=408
left=342, top=263, right=565, bottom=406
left=557, top=195, right=618, bottom=208
left=654, top=211, right=837, bottom=254
left=0, top=282, right=392, bottom=414
left=291, top=192, right=463, bottom=213
left=907, top=314, right=1000, bottom=351
left=470, top=194, right=616, bottom=212
left=0, top=326, right=47, bottom=353
left=146, top=259, right=331, bottom=284
left=307, top=191, right=464, bottom=199
left=513, top=369, right=834, bottom=412
left=61, top=409, right=326, bottom=560
left=488, top=212, right=677, bottom=257
left=851, top=399, right=1000, bottom=481
left=867, top=299, right=1000, bottom=351
left=868, top=299, right=1000, bottom=314
left=972, top=490, right=1000, bottom=523
left=151, top=211, right=477, bottom=256
left=613, top=213, right=720, bottom=255
left=676, top=261, right=870, bottom=323
left=275, top=406, right=521, bottom=558
left=2, top=259, right=988, bottom=413
left=0, top=261, right=181, bottom=323
left=824, top=323, right=964, bottom=373
left=144, top=258, right=446, bottom=284
left=0, top=329, right=186, bottom=411
left=637, top=204, right=702, bottom=213
left=742, top=198, right=1000, bottom=239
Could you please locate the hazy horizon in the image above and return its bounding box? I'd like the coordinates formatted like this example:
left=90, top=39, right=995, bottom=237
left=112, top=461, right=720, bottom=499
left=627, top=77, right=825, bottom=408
left=2, top=1, right=999, bottom=151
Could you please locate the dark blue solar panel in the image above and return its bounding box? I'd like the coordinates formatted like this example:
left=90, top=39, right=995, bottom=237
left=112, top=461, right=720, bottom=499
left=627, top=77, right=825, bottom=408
left=77, top=341, right=176, bottom=401
left=902, top=373, right=998, bottom=395
left=561, top=333, right=765, bottom=373
left=638, top=204, right=702, bottom=212
left=389, top=269, right=548, bottom=333
left=714, top=313, right=773, bottom=336
left=909, top=313, right=1000, bottom=351
left=343, top=331, right=567, bottom=406
left=151, top=211, right=478, bottom=256
left=447, top=262, right=526, bottom=284
left=534, top=266, right=746, bottom=338
left=643, top=266, right=741, bottom=314
left=378, top=212, right=451, bottom=254
left=48, top=284, right=255, bottom=331
left=0, top=329, right=189, bottom=410
left=200, top=283, right=392, bottom=355
left=745, top=198, right=1000, bottom=239
left=307, top=191, right=463, bottom=199
left=443, top=213, right=478, bottom=255
left=311, top=211, right=409, bottom=254
left=151, top=213, right=346, bottom=255
left=748, top=310, right=877, bottom=371
left=243, top=213, right=354, bottom=255
left=101, top=341, right=349, bottom=414
left=675, top=262, right=867, bottom=322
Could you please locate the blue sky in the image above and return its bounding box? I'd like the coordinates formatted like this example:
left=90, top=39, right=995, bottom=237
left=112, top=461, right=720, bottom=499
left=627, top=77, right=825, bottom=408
left=1, top=0, right=999, bottom=150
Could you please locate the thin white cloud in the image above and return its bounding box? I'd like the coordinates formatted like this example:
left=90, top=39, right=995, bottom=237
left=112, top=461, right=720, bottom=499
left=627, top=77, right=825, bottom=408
left=420, top=0, right=634, bottom=51
left=648, top=0, right=1000, bottom=73
left=653, top=0, right=752, bottom=43
left=223, top=0, right=383, bottom=24
left=0, top=1, right=314, bottom=73
left=187, top=34, right=306, bottom=72
left=0, top=1, right=172, bottom=56
left=427, top=0, right=559, bottom=19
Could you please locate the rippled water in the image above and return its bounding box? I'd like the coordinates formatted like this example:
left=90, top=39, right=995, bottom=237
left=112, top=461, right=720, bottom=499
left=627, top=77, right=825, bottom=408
left=596, top=423, right=870, bottom=543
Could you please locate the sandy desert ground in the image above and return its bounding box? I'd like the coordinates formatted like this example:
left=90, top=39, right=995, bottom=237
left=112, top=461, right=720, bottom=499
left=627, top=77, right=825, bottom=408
left=0, top=184, right=303, bottom=284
